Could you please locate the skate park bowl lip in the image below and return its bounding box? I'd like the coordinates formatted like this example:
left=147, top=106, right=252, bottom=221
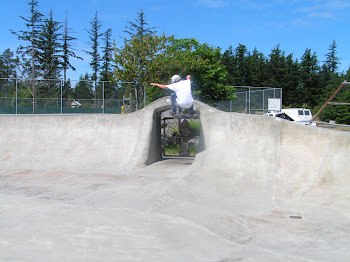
left=1, top=96, right=350, bottom=261
left=0, top=97, right=199, bottom=173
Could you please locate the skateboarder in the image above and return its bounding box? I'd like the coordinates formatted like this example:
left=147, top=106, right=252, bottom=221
left=150, top=75, right=194, bottom=116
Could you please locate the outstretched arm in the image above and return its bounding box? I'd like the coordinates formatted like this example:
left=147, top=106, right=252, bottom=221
left=150, top=83, right=168, bottom=89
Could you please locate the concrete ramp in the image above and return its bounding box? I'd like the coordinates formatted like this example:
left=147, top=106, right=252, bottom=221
left=1, top=97, right=350, bottom=261
left=197, top=106, right=350, bottom=202
left=0, top=97, right=173, bottom=173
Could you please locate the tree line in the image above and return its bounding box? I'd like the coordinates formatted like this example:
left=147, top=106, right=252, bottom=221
left=0, top=0, right=349, bottom=123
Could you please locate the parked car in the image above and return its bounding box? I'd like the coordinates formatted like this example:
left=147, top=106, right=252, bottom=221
left=265, top=108, right=313, bottom=125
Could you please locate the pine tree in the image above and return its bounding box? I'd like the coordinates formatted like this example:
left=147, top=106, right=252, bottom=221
left=37, top=9, right=62, bottom=97
left=10, top=0, right=43, bottom=79
left=222, top=45, right=235, bottom=84
left=0, top=49, right=18, bottom=78
left=325, top=40, right=340, bottom=73
left=266, top=44, right=286, bottom=88
left=84, top=11, right=103, bottom=103
left=10, top=0, right=43, bottom=113
left=98, top=28, right=116, bottom=100
left=85, top=11, right=103, bottom=82
left=124, top=10, right=156, bottom=39
left=62, top=10, right=83, bottom=83
left=300, top=48, right=320, bottom=107
left=73, top=73, right=93, bottom=99
left=282, top=54, right=301, bottom=107
left=114, top=10, right=160, bottom=108
left=0, top=49, right=18, bottom=98
left=234, top=44, right=249, bottom=85
left=246, top=48, right=266, bottom=86
left=101, top=28, right=113, bottom=81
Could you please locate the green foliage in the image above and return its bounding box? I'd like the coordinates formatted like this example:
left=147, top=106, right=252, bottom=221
left=0, top=49, right=18, bottom=79
left=113, top=10, right=168, bottom=108
left=100, top=28, right=113, bottom=81
left=146, top=37, right=235, bottom=105
left=73, top=73, right=93, bottom=99
left=84, top=11, right=103, bottom=82
left=11, top=0, right=43, bottom=79
left=325, top=40, right=340, bottom=73
left=38, top=9, right=62, bottom=80
left=62, top=11, right=83, bottom=82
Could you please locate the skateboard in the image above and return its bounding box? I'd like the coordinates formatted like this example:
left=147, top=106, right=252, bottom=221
left=173, top=112, right=191, bottom=119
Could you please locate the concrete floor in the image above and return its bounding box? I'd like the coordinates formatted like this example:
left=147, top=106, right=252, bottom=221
left=1, top=157, right=349, bottom=261
left=1, top=98, right=349, bottom=261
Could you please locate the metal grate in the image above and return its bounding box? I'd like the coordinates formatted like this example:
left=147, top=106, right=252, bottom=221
left=162, top=116, right=200, bottom=157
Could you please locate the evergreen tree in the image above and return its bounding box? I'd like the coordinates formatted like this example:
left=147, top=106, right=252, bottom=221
left=124, top=9, right=156, bottom=39
left=10, top=0, right=43, bottom=113
left=234, top=44, right=249, bottom=85
left=114, top=10, right=161, bottom=108
left=73, top=73, right=93, bottom=99
left=0, top=49, right=18, bottom=98
left=222, top=45, right=235, bottom=84
left=98, top=28, right=116, bottom=99
left=325, top=40, right=340, bottom=73
left=85, top=11, right=103, bottom=83
left=10, top=0, right=43, bottom=79
left=300, top=48, right=321, bottom=107
left=100, top=28, right=113, bottom=81
left=246, top=48, right=266, bottom=86
left=282, top=54, right=301, bottom=107
left=266, top=44, right=286, bottom=88
left=37, top=9, right=62, bottom=96
left=62, top=10, right=83, bottom=83
left=0, top=49, right=18, bottom=78
left=84, top=11, right=103, bottom=103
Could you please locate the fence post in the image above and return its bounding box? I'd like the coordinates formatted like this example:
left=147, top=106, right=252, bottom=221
left=248, top=87, right=251, bottom=114
left=280, top=88, right=282, bottom=111
left=103, top=82, right=105, bottom=114
left=60, top=80, right=63, bottom=114
left=263, top=89, right=265, bottom=113
left=16, top=79, right=18, bottom=114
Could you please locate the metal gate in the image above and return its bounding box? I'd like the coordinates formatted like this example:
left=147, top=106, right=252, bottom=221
left=161, top=116, right=200, bottom=157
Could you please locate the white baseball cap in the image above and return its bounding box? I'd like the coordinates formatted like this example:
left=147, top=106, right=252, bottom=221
left=171, top=75, right=181, bottom=83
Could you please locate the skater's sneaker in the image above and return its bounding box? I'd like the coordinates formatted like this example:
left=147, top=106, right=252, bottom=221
left=169, top=110, right=176, bottom=116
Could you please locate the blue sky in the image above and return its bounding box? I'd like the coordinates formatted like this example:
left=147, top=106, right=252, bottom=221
left=1, top=0, right=349, bottom=81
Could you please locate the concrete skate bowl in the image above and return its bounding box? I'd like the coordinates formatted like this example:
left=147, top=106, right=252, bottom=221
left=1, top=97, right=350, bottom=261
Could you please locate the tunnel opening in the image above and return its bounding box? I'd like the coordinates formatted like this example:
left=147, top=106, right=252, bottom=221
left=160, top=109, right=202, bottom=158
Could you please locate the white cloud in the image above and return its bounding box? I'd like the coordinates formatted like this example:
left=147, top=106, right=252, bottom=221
left=197, top=0, right=229, bottom=8
left=295, top=0, right=350, bottom=20
left=306, top=11, right=335, bottom=19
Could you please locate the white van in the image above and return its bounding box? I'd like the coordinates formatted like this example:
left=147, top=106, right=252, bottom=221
left=281, top=108, right=313, bottom=125
left=264, top=108, right=313, bottom=125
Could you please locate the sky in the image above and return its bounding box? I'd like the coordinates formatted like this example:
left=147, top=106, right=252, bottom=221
left=1, top=0, right=349, bottom=82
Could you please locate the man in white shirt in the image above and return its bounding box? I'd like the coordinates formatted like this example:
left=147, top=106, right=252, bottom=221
left=150, top=74, right=194, bottom=116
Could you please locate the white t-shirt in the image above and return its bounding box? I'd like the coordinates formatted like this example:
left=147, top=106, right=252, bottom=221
left=167, top=79, right=194, bottom=108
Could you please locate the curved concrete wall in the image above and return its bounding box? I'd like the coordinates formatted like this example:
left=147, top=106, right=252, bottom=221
left=0, top=97, right=190, bottom=173
left=1, top=97, right=349, bottom=202
left=194, top=105, right=350, bottom=202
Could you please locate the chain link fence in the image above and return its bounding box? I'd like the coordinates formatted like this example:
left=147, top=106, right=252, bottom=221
left=0, top=78, right=136, bottom=114
left=1, top=79, right=282, bottom=115
left=217, top=86, right=282, bottom=114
